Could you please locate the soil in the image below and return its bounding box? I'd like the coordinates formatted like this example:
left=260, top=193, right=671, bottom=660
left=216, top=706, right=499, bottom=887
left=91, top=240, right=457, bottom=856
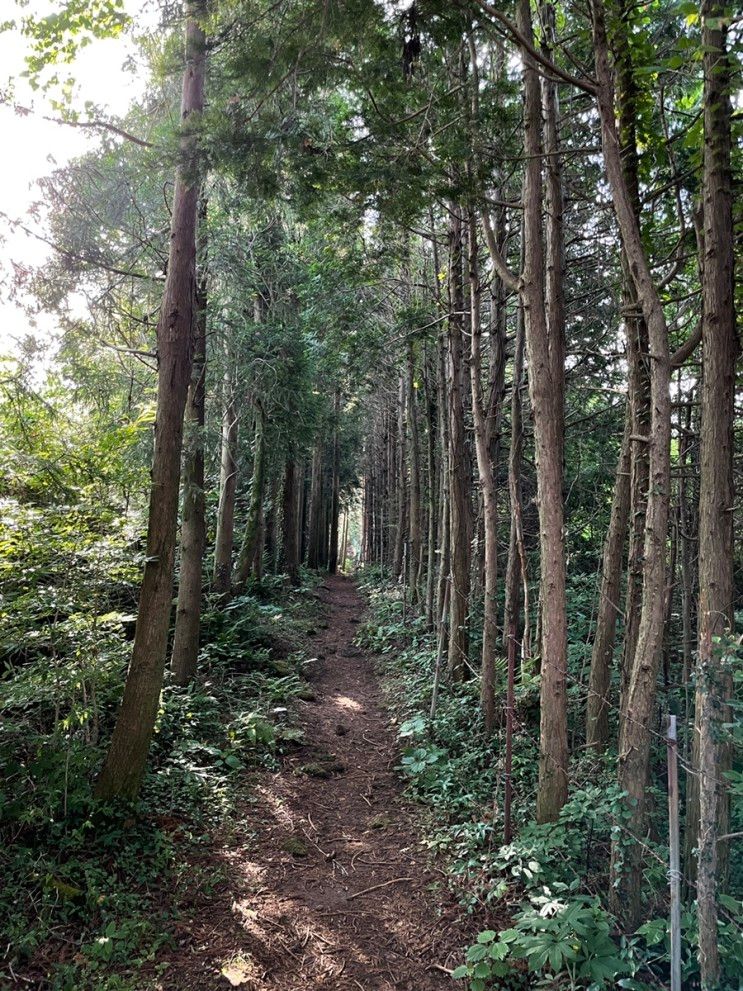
left=166, top=574, right=473, bottom=990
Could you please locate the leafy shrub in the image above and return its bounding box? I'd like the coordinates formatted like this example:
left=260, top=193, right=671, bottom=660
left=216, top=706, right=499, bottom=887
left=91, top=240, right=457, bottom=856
left=453, top=892, right=633, bottom=990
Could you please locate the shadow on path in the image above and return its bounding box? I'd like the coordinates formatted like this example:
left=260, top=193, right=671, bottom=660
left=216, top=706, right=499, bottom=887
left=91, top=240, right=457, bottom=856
left=168, top=574, right=470, bottom=990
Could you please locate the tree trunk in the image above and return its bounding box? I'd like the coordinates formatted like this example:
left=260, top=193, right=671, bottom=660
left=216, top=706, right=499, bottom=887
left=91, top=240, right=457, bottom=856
left=679, top=397, right=696, bottom=688
left=392, top=375, right=407, bottom=579
left=592, top=0, right=673, bottom=928
left=328, top=391, right=341, bottom=574
left=518, top=0, right=568, bottom=822
left=446, top=206, right=471, bottom=681
left=340, top=507, right=349, bottom=572
left=307, top=441, right=324, bottom=570
left=264, top=469, right=281, bottom=574
left=468, top=209, right=498, bottom=734
left=320, top=486, right=331, bottom=570
left=234, top=404, right=266, bottom=589
left=170, top=200, right=208, bottom=686
left=252, top=498, right=266, bottom=580
left=213, top=367, right=238, bottom=594
left=586, top=405, right=631, bottom=748
left=504, top=269, right=530, bottom=671
left=95, top=0, right=206, bottom=801
left=613, top=0, right=651, bottom=706
left=424, top=344, right=438, bottom=629
left=407, top=341, right=423, bottom=601
left=693, top=5, right=737, bottom=983
left=282, top=459, right=300, bottom=585
left=435, top=332, right=451, bottom=644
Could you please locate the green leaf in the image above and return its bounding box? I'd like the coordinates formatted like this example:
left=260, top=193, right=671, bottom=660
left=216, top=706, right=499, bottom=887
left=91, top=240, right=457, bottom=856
left=466, top=943, right=488, bottom=962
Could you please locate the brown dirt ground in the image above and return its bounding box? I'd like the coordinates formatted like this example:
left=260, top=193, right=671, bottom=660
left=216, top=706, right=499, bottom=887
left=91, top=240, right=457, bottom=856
left=161, top=574, right=474, bottom=990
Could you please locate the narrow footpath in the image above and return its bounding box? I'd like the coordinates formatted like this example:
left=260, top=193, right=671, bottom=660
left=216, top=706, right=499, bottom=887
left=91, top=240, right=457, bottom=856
left=173, top=574, right=469, bottom=990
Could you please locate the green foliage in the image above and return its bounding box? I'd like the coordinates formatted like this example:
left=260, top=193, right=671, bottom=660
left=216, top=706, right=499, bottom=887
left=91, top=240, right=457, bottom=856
left=635, top=898, right=743, bottom=989
left=358, top=572, right=738, bottom=989
left=2, top=0, right=129, bottom=103
left=453, top=894, right=633, bottom=990
left=1, top=546, right=318, bottom=986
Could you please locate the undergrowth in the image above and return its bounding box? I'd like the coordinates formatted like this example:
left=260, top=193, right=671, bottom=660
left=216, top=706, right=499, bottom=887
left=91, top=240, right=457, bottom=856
left=0, top=505, right=320, bottom=991
left=355, top=567, right=743, bottom=991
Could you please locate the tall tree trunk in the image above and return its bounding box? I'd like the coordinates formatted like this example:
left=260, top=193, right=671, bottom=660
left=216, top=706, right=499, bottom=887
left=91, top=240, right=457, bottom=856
left=362, top=467, right=373, bottom=564
left=320, top=486, right=331, bottom=570
left=592, top=0, right=673, bottom=928
left=468, top=209, right=498, bottom=733
left=264, top=470, right=282, bottom=575
left=282, top=459, right=300, bottom=585
left=679, top=397, right=696, bottom=688
left=693, top=5, right=737, bottom=982
left=407, top=342, right=423, bottom=600
left=252, top=499, right=266, bottom=580
left=307, top=441, right=324, bottom=570
left=392, top=375, right=407, bottom=579
left=213, top=366, right=238, bottom=594
left=298, top=460, right=308, bottom=563
left=95, top=0, right=206, bottom=800
left=435, top=331, right=451, bottom=642
left=170, top=200, right=208, bottom=686
left=340, top=507, right=349, bottom=572
left=234, top=404, right=267, bottom=589
left=614, top=0, right=651, bottom=706
left=446, top=206, right=471, bottom=681
left=504, top=271, right=530, bottom=670
left=519, top=0, right=568, bottom=822
left=328, top=391, right=341, bottom=574
left=586, top=405, right=631, bottom=747
left=424, top=344, right=438, bottom=628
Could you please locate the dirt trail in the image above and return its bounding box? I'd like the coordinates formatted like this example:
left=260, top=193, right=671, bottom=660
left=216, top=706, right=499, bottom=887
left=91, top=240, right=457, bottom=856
left=172, top=574, right=469, bottom=990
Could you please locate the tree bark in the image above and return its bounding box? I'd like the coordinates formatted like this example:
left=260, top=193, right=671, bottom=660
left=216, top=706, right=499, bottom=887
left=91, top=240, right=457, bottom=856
left=468, top=210, right=498, bottom=733
left=407, top=341, right=423, bottom=601
left=170, top=199, right=208, bottom=686
left=592, top=0, right=673, bottom=928
left=328, top=390, right=341, bottom=574
left=213, top=366, right=238, bottom=595
left=519, top=0, right=568, bottom=822
left=424, top=343, right=438, bottom=628
left=234, top=403, right=267, bottom=589
left=586, top=405, right=631, bottom=748
left=435, top=331, right=451, bottom=645
left=307, top=441, right=324, bottom=570
left=446, top=206, right=472, bottom=681
left=95, top=0, right=206, bottom=801
left=340, top=506, right=349, bottom=572
left=693, top=4, right=737, bottom=982
left=504, top=256, right=530, bottom=671
left=613, top=0, right=651, bottom=706
left=392, top=374, right=407, bottom=580
left=264, top=469, right=281, bottom=574
left=281, top=459, right=300, bottom=585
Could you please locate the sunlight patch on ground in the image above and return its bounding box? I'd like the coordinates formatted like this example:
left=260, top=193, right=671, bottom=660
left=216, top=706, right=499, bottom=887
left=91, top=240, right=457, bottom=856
left=221, top=953, right=257, bottom=986
left=254, top=783, right=295, bottom=830
left=332, top=694, right=362, bottom=711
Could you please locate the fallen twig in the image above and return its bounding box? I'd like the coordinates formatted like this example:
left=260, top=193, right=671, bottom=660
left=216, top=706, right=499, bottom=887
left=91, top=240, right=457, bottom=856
left=346, top=877, right=413, bottom=901
left=429, top=963, right=454, bottom=975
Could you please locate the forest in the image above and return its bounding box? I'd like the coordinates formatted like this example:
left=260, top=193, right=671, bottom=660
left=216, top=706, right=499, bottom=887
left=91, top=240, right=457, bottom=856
left=0, top=0, right=740, bottom=988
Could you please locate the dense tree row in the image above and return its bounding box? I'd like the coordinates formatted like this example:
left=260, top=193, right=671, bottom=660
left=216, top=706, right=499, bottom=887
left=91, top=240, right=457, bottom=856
left=1, top=0, right=740, bottom=987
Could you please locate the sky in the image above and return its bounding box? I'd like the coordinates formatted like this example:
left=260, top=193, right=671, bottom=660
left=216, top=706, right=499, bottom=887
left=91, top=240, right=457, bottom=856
left=0, top=0, right=151, bottom=360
